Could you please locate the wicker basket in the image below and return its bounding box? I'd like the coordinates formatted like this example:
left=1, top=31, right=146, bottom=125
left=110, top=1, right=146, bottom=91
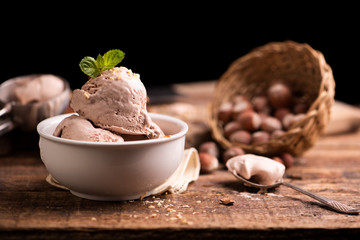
left=209, top=41, right=335, bottom=156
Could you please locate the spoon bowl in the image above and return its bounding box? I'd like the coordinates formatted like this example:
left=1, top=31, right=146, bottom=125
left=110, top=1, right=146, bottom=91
left=228, top=168, right=282, bottom=190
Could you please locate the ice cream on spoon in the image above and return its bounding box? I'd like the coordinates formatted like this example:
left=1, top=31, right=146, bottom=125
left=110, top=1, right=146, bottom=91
left=226, top=154, right=285, bottom=186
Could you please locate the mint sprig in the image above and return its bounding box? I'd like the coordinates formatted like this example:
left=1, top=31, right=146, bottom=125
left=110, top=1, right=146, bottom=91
left=79, top=49, right=125, bottom=78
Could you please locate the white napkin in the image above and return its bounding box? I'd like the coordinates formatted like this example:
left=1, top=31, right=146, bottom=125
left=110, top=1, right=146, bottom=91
left=46, top=148, right=200, bottom=197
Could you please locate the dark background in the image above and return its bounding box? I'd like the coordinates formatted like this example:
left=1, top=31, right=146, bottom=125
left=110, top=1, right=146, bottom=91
left=1, top=5, right=359, bottom=104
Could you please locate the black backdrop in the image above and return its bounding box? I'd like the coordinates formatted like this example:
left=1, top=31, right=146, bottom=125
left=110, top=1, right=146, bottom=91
left=1, top=6, right=359, bottom=104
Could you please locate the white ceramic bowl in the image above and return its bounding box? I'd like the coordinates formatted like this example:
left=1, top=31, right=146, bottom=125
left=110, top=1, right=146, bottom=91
left=37, top=113, right=188, bottom=201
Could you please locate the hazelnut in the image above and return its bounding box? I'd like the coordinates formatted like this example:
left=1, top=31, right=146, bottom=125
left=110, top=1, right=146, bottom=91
left=252, top=96, right=271, bottom=114
left=218, top=102, right=233, bottom=124
left=280, top=152, right=294, bottom=168
left=271, top=129, right=285, bottom=139
left=261, top=116, right=282, bottom=133
left=236, top=110, right=261, bottom=131
left=282, top=113, right=305, bottom=130
left=258, top=112, right=270, bottom=121
left=292, top=113, right=306, bottom=125
left=274, top=108, right=291, bottom=121
left=229, top=130, right=252, bottom=145
left=223, top=121, right=243, bottom=138
left=222, top=147, right=245, bottom=163
left=199, top=152, right=219, bottom=173
left=251, top=131, right=270, bottom=144
left=282, top=113, right=295, bottom=130
left=293, top=102, right=309, bottom=114
left=199, top=141, right=219, bottom=158
left=232, top=95, right=249, bottom=104
left=232, top=99, right=252, bottom=118
left=268, top=82, right=292, bottom=109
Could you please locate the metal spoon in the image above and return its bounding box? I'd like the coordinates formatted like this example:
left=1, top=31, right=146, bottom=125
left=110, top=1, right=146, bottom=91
left=0, top=74, right=71, bottom=135
left=228, top=168, right=360, bottom=215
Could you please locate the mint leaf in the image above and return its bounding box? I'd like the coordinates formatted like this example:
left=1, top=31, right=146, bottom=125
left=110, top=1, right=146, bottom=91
left=102, top=49, right=125, bottom=71
left=79, top=49, right=125, bottom=78
left=95, top=54, right=105, bottom=70
left=79, top=57, right=100, bottom=78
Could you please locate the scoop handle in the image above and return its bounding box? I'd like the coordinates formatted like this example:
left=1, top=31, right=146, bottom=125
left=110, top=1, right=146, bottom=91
left=282, top=182, right=359, bottom=214
left=0, top=103, right=15, bottom=135
left=0, top=118, right=15, bottom=136
left=0, top=102, right=12, bottom=118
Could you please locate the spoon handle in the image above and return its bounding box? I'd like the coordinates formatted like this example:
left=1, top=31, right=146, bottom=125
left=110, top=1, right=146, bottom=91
left=281, top=182, right=359, bottom=214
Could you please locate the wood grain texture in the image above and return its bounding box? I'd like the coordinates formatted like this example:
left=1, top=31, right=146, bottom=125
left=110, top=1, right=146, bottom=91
left=1, top=82, right=360, bottom=239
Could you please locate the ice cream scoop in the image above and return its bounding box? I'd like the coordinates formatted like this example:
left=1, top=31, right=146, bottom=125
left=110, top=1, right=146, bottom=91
left=71, top=67, right=164, bottom=139
left=12, top=74, right=65, bottom=104
left=226, top=154, right=360, bottom=214
left=53, top=114, right=124, bottom=142
left=0, top=74, right=70, bottom=134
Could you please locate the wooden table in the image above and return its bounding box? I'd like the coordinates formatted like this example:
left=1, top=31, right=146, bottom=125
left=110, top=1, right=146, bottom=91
left=1, top=82, right=360, bottom=239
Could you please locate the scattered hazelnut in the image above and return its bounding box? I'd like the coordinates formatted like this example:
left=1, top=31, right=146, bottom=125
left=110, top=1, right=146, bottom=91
left=223, top=147, right=245, bottom=163
left=280, top=152, right=294, bottom=168
left=199, top=152, right=219, bottom=173
left=236, top=110, right=261, bottom=131
left=261, top=116, right=282, bottom=133
left=251, top=131, right=270, bottom=144
left=223, top=121, right=242, bottom=138
left=229, top=130, right=252, bottom=145
left=199, top=141, right=219, bottom=158
left=268, top=82, right=292, bottom=109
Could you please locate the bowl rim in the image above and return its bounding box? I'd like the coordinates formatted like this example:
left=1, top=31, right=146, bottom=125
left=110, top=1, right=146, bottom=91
left=37, top=112, right=188, bottom=146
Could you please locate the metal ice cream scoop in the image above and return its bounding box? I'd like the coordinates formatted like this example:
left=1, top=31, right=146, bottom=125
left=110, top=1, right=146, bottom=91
left=0, top=74, right=71, bottom=135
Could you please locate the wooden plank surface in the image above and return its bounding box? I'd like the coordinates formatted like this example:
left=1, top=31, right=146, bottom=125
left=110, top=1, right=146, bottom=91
left=1, top=81, right=360, bottom=240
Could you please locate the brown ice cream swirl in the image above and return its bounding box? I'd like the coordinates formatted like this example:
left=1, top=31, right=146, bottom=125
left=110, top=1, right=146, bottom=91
left=71, top=67, right=164, bottom=139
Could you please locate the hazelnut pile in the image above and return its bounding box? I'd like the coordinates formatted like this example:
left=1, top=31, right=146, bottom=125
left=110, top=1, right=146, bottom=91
left=218, top=82, right=308, bottom=145
left=198, top=81, right=307, bottom=174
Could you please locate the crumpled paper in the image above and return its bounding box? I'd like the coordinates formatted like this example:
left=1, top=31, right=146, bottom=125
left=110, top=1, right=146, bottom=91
left=46, top=147, right=200, bottom=198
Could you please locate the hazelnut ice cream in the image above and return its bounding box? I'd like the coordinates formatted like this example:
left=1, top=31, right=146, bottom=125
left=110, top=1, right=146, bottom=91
left=13, top=74, right=65, bottom=104
left=71, top=67, right=164, bottom=139
left=53, top=115, right=124, bottom=142
left=226, top=154, right=285, bottom=185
